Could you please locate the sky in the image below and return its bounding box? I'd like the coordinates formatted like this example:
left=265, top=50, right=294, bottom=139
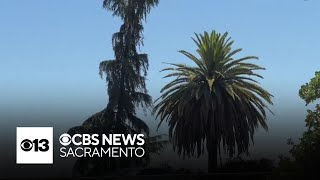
left=1, top=0, right=320, bottom=172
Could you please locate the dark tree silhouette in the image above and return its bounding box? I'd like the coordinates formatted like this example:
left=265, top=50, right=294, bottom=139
left=99, top=0, right=159, bottom=123
left=68, top=0, right=163, bottom=176
left=154, top=31, right=273, bottom=172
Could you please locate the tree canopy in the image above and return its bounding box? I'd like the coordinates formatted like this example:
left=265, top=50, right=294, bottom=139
left=154, top=31, right=273, bottom=172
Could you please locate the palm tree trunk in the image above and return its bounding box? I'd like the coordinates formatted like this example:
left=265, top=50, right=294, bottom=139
left=207, top=140, right=218, bottom=173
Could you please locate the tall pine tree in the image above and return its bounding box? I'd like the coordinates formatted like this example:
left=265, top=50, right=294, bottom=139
left=68, top=0, right=161, bottom=176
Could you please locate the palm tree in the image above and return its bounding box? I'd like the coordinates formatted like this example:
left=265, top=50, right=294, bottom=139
left=154, top=31, right=273, bottom=172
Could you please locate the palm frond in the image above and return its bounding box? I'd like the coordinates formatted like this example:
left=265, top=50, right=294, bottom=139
left=154, top=30, right=273, bottom=170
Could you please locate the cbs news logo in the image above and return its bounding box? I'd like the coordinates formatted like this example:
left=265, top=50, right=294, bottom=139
left=16, top=127, right=53, bottom=164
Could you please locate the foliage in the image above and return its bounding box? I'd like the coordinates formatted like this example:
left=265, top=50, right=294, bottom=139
left=154, top=31, right=273, bottom=171
left=299, top=71, right=320, bottom=105
left=99, top=0, right=160, bottom=125
left=68, top=0, right=163, bottom=176
left=289, top=106, right=320, bottom=166
left=279, top=71, right=320, bottom=177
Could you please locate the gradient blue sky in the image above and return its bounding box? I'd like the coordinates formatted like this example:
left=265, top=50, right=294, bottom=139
left=1, top=0, right=320, bottom=162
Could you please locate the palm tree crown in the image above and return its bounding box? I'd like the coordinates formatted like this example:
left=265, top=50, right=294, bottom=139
left=154, top=31, right=273, bottom=171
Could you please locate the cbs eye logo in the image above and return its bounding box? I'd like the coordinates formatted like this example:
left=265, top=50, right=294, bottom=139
left=59, top=133, right=71, bottom=146
left=20, top=139, right=49, bottom=152
left=16, top=127, right=53, bottom=164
